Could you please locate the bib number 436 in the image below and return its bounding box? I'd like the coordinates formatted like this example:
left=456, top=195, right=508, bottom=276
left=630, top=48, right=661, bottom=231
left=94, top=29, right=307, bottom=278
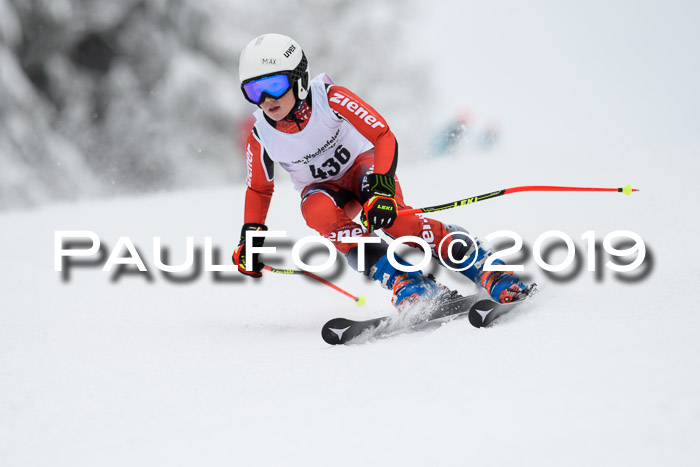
left=309, top=145, right=352, bottom=180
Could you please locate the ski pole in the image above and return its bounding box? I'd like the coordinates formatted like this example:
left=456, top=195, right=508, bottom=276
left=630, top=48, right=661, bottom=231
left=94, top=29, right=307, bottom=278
left=263, top=265, right=366, bottom=306
left=398, top=184, right=639, bottom=216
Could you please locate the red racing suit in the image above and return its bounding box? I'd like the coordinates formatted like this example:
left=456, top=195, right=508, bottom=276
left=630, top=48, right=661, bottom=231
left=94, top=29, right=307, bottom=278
left=241, top=74, right=455, bottom=271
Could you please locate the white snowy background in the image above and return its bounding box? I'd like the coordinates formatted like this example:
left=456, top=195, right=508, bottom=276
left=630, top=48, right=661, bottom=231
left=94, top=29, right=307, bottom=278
left=2, top=1, right=700, bottom=466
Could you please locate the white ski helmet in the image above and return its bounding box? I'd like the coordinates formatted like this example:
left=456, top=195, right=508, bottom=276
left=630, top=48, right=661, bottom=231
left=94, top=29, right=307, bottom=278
left=239, top=33, right=310, bottom=104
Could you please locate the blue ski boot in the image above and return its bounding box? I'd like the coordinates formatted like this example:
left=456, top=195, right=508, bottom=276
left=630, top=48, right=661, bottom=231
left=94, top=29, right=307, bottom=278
left=390, top=273, right=448, bottom=309
left=478, top=267, right=528, bottom=303
left=370, top=254, right=452, bottom=310
left=441, top=226, right=528, bottom=303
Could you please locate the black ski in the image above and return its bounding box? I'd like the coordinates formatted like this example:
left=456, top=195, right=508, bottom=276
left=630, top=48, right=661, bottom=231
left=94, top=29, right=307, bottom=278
left=321, top=294, right=477, bottom=345
left=321, top=284, right=536, bottom=345
left=468, top=283, right=537, bottom=327
left=467, top=298, right=521, bottom=328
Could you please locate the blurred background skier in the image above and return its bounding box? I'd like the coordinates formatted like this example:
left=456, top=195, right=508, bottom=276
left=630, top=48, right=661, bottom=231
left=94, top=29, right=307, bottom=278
left=232, top=33, right=529, bottom=308
left=430, top=109, right=500, bottom=156
left=431, top=109, right=472, bottom=156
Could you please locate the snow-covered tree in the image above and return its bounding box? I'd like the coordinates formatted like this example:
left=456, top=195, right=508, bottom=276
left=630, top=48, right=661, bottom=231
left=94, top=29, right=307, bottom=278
left=0, top=0, right=431, bottom=210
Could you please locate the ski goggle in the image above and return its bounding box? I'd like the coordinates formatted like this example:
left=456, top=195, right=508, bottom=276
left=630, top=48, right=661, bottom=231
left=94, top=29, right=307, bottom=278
left=241, top=73, right=292, bottom=105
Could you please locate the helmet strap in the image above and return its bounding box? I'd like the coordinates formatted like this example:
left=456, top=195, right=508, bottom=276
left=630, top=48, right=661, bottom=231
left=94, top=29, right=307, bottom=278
left=285, top=89, right=312, bottom=121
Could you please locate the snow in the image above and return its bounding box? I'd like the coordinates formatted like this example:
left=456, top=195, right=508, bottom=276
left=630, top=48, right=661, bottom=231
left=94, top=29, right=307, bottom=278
left=3, top=1, right=700, bottom=465
left=2, top=144, right=700, bottom=466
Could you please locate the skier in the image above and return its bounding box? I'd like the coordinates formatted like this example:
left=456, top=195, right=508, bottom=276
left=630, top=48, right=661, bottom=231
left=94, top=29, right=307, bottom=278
left=431, top=110, right=472, bottom=156
left=232, top=33, right=528, bottom=309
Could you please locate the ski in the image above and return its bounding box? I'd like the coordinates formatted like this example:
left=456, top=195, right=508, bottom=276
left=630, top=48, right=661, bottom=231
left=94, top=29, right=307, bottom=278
left=321, top=294, right=478, bottom=345
left=321, top=284, right=537, bottom=345
left=467, top=297, right=521, bottom=328
left=468, top=283, right=537, bottom=328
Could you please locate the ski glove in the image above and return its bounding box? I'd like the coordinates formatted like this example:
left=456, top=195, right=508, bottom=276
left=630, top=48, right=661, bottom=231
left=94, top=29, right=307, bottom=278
left=233, top=223, right=268, bottom=278
left=362, top=173, right=398, bottom=233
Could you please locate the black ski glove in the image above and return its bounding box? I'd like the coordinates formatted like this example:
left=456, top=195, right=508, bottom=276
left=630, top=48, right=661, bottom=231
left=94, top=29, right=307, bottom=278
left=233, top=223, right=268, bottom=277
left=362, top=173, right=398, bottom=232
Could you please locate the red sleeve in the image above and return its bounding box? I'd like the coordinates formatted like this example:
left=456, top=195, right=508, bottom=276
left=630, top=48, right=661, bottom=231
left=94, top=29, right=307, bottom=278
left=327, top=85, right=398, bottom=177
left=243, top=129, right=275, bottom=224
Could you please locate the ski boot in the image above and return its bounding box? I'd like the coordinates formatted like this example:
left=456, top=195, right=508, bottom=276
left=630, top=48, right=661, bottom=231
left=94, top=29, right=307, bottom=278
left=391, top=273, right=455, bottom=310
left=370, top=254, right=453, bottom=311
left=478, top=268, right=529, bottom=303
left=438, top=226, right=530, bottom=303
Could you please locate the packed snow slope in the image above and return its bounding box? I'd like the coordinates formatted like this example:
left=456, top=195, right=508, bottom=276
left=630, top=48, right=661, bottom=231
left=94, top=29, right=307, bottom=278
left=1, top=145, right=699, bottom=467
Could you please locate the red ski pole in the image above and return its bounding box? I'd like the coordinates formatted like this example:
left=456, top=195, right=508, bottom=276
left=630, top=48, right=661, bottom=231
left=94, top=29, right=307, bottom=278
left=398, top=184, right=639, bottom=216
left=263, top=265, right=366, bottom=306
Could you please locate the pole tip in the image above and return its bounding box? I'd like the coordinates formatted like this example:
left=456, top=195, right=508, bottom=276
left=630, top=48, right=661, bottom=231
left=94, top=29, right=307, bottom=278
left=355, top=296, right=366, bottom=307
left=621, top=184, right=635, bottom=196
